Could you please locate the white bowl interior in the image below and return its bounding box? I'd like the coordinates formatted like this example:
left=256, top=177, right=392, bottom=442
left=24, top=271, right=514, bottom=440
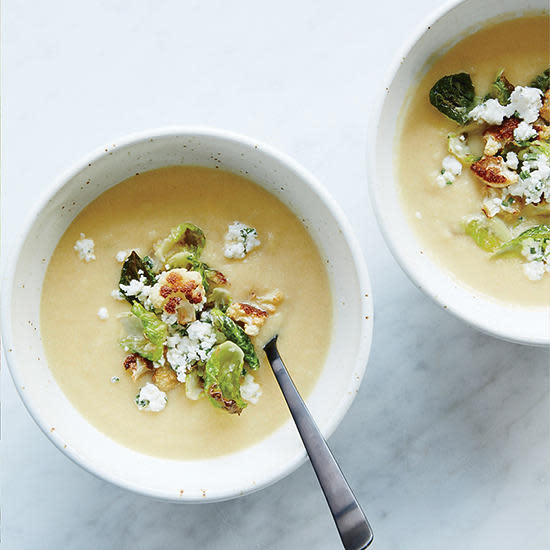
left=369, top=0, right=550, bottom=345
left=4, top=129, right=372, bottom=501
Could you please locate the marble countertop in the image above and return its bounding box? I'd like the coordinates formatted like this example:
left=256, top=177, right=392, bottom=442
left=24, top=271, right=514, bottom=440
left=2, top=1, right=549, bottom=548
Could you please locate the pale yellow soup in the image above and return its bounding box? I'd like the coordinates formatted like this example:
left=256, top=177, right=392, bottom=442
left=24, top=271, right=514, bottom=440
left=398, top=15, right=550, bottom=306
left=41, top=166, right=332, bottom=460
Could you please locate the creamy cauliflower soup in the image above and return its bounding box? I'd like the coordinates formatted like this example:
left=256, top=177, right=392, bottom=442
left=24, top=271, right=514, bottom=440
left=398, top=15, right=550, bottom=306
left=41, top=166, right=332, bottom=459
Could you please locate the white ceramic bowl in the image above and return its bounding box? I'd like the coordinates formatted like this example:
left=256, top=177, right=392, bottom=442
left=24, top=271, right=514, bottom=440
left=368, top=0, right=550, bottom=346
left=2, top=127, right=373, bottom=502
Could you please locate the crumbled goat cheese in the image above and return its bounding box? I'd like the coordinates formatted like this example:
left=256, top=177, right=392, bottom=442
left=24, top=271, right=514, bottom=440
left=523, top=260, right=548, bottom=281
left=508, top=86, right=543, bottom=123
left=442, top=155, right=463, bottom=176
left=415, top=211, right=423, bottom=220
left=481, top=197, right=502, bottom=218
left=119, top=275, right=153, bottom=307
left=97, top=307, right=109, bottom=320
left=161, top=312, right=178, bottom=325
left=116, top=250, right=129, bottom=262
left=514, top=121, right=537, bottom=142
left=240, top=373, right=262, bottom=404
left=508, top=154, right=550, bottom=204
left=505, top=151, right=519, bottom=170
left=436, top=155, right=462, bottom=187
left=110, top=376, right=120, bottom=383
left=520, top=237, right=550, bottom=281
left=224, top=222, right=261, bottom=259
left=166, top=321, right=217, bottom=382
left=111, top=289, right=125, bottom=301
left=469, top=98, right=509, bottom=125
left=135, top=383, right=167, bottom=412
left=74, top=233, right=96, bottom=262
left=469, top=85, right=543, bottom=125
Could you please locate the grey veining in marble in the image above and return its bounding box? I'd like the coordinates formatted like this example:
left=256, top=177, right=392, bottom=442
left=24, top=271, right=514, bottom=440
left=2, top=1, right=549, bottom=549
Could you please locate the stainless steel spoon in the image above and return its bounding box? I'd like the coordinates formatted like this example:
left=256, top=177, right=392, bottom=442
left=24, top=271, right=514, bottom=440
left=263, top=336, right=373, bottom=550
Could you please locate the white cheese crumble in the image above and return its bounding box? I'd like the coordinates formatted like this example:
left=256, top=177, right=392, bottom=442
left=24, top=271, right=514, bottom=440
left=508, top=86, right=543, bottom=123
left=481, top=197, right=503, bottom=218
left=97, top=307, right=109, bottom=320
left=111, top=289, right=125, bottom=301
left=224, top=221, right=261, bottom=259
left=523, top=261, right=548, bottom=281
left=508, top=154, right=550, bottom=205
left=119, top=275, right=153, bottom=308
left=240, top=373, right=262, bottom=404
left=161, top=312, right=178, bottom=325
left=135, top=383, right=167, bottom=412
left=116, top=250, right=129, bottom=262
left=505, top=151, right=519, bottom=170
left=415, top=211, right=423, bottom=220
left=166, top=321, right=217, bottom=382
left=469, top=85, right=543, bottom=125
left=442, top=155, right=463, bottom=175
left=514, top=121, right=537, bottom=142
left=110, top=376, right=120, bottom=383
left=74, top=233, right=96, bottom=262
left=519, top=237, right=550, bottom=281
left=436, top=155, right=462, bottom=187
left=469, top=98, right=508, bottom=125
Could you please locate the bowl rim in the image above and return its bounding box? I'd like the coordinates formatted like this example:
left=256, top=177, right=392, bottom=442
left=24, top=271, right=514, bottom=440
left=1, top=125, right=373, bottom=501
left=367, top=0, right=550, bottom=347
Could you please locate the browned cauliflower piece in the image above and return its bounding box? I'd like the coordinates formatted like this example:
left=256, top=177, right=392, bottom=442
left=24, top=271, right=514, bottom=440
left=149, top=268, right=205, bottom=324
left=534, top=118, right=550, bottom=140
left=152, top=366, right=180, bottom=392
left=226, top=289, right=284, bottom=336
left=250, top=289, right=284, bottom=313
left=123, top=353, right=153, bottom=381
left=482, top=118, right=519, bottom=156
left=471, top=156, right=519, bottom=188
left=540, top=89, right=550, bottom=123
left=226, top=302, right=268, bottom=336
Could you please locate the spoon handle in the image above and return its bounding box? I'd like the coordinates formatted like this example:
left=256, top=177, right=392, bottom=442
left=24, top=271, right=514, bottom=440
left=264, top=337, right=373, bottom=550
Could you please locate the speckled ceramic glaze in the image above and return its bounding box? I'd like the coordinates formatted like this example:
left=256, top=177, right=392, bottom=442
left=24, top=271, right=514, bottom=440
left=1, top=127, right=373, bottom=501
left=368, top=0, right=550, bottom=345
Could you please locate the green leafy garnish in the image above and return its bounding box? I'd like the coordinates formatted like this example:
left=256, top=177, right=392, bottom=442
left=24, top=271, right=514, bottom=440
left=464, top=219, right=504, bottom=252
left=120, top=302, right=167, bottom=362
left=204, top=341, right=247, bottom=414
left=530, top=67, right=550, bottom=92
left=488, top=70, right=514, bottom=105
left=210, top=308, right=259, bottom=370
left=429, top=73, right=476, bottom=125
left=519, top=140, right=550, bottom=162
left=119, top=251, right=156, bottom=303
left=154, top=223, right=206, bottom=263
left=493, top=225, right=550, bottom=257
left=208, top=287, right=232, bottom=311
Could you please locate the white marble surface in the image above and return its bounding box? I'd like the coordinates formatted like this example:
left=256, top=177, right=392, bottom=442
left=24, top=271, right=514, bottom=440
left=2, top=1, right=549, bottom=548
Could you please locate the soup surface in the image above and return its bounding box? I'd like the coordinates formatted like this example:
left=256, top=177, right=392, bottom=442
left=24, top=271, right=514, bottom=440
left=398, top=15, right=550, bottom=306
left=41, top=166, right=332, bottom=459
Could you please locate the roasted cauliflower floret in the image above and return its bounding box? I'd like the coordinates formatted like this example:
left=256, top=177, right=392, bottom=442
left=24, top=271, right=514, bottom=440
left=123, top=353, right=153, bottom=381
left=149, top=268, right=205, bottom=324
left=250, top=289, right=284, bottom=313
left=534, top=117, right=550, bottom=140
left=540, top=89, right=550, bottom=123
left=471, top=156, right=519, bottom=188
left=482, top=117, right=519, bottom=156
left=227, top=302, right=268, bottom=336
left=227, top=289, right=284, bottom=336
left=152, top=365, right=180, bottom=392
